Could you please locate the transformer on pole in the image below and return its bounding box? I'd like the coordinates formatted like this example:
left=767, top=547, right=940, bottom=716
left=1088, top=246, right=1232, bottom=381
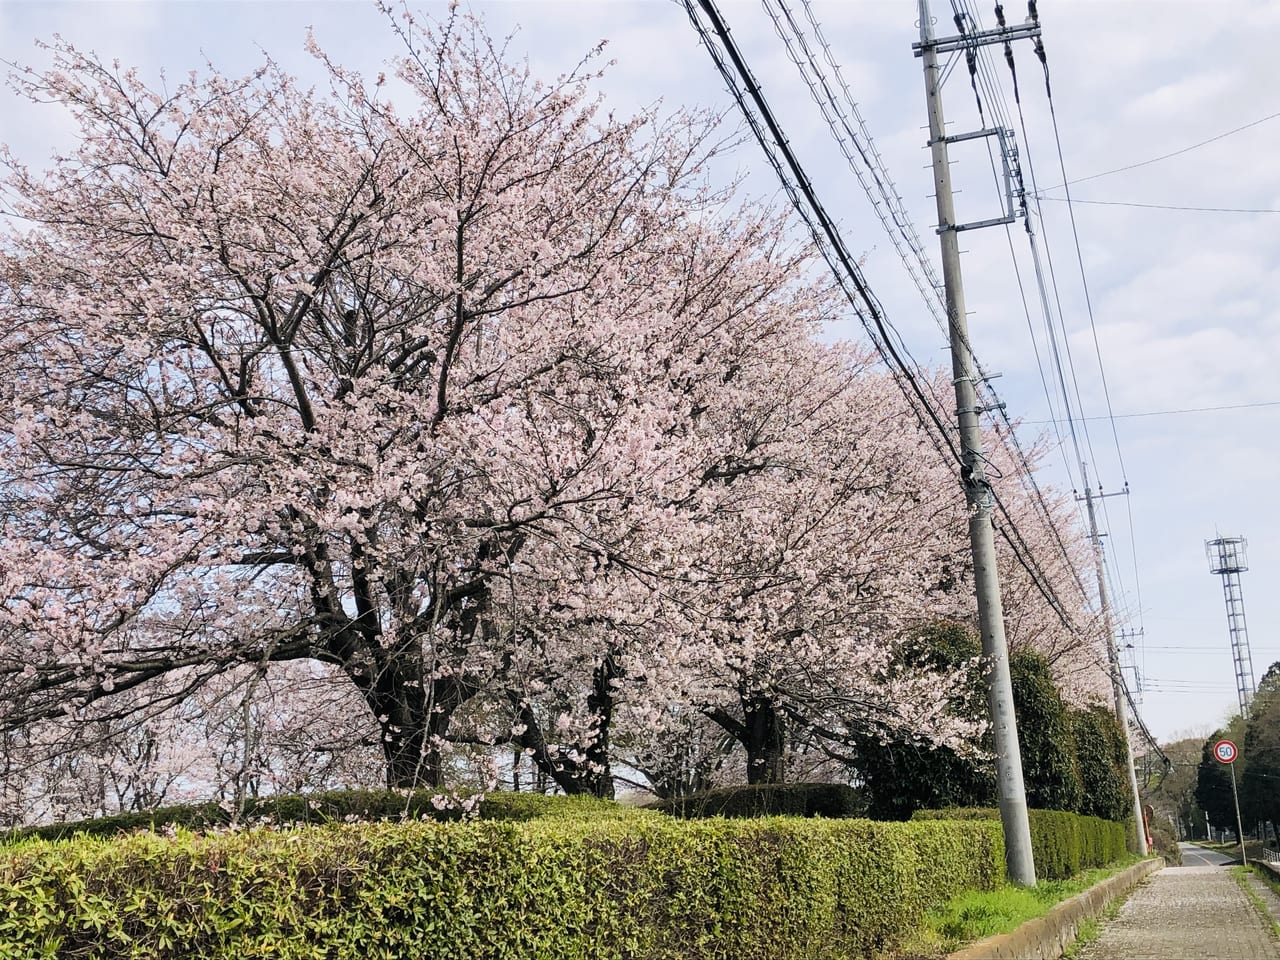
left=1206, top=536, right=1256, bottom=717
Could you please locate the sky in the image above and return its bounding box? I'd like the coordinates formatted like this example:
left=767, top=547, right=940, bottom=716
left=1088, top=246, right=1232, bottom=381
left=1, top=0, right=1278, bottom=748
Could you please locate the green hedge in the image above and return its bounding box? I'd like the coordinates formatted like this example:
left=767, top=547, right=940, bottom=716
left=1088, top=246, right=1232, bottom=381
left=0, top=816, right=1003, bottom=959
left=648, top=783, right=865, bottom=820
left=912, top=807, right=1128, bottom=880
left=8, top=789, right=644, bottom=843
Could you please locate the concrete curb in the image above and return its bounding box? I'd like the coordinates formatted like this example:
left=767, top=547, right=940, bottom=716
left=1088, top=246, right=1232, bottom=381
left=945, top=857, right=1164, bottom=960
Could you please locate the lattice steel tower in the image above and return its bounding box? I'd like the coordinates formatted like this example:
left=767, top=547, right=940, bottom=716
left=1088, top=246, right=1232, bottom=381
left=1206, top=536, right=1257, bottom=717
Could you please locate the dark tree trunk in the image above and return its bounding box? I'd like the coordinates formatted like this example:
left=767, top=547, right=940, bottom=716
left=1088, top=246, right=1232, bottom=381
left=583, top=654, right=619, bottom=799
left=378, top=670, right=483, bottom=788
left=742, top=694, right=786, bottom=785
left=702, top=692, right=788, bottom=785
left=511, top=652, right=621, bottom=798
left=382, top=722, right=429, bottom=789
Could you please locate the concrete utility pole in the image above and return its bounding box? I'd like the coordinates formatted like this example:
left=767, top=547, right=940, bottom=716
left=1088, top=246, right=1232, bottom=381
left=915, top=0, right=1036, bottom=886
left=1079, top=466, right=1148, bottom=855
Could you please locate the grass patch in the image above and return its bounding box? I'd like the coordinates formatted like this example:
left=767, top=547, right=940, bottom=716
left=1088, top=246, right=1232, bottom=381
left=1249, top=862, right=1280, bottom=897
left=889, top=856, right=1142, bottom=958
left=1063, top=891, right=1129, bottom=958
left=1062, top=917, right=1100, bottom=959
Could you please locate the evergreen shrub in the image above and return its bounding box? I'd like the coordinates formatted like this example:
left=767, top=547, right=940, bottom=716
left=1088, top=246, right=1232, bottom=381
left=1069, top=706, right=1134, bottom=822
left=854, top=623, right=997, bottom=820
left=648, top=782, right=865, bottom=819
left=1009, top=651, right=1084, bottom=813
left=0, top=816, right=1002, bottom=960
left=9, top=789, right=644, bottom=843
left=1147, top=822, right=1183, bottom=865
left=912, top=807, right=1128, bottom=880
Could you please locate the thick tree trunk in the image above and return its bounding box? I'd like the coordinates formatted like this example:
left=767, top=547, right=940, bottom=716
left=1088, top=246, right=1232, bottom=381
left=378, top=672, right=482, bottom=788
left=743, top=694, right=786, bottom=785
left=583, top=654, right=619, bottom=799
left=382, top=723, right=430, bottom=789
left=701, top=694, right=787, bottom=785
left=511, top=653, right=621, bottom=798
left=361, top=647, right=431, bottom=788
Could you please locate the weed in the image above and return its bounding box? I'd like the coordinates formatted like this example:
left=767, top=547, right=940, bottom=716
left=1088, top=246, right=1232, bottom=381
left=888, top=856, right=1143, bottom=957
left=1232, top=865, right=1280, bottom=940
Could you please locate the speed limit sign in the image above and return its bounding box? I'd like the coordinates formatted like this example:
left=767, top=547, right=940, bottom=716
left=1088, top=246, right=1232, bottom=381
left=1214, top=739, right=1238, bottom=764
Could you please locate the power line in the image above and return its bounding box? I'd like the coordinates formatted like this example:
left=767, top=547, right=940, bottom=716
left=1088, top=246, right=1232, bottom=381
left=974, top=18, right=1139, bottom=638
left=1027, top=399, right=1280, bottom=422
left=950, top=1, right=1103, bottom=609
left=941, top=3, right=1104, bottom=631
left=686, top=0, right=1091, bottom=643
left=1123, top=496, right=1145, bottom=648
left=679, top=0, right=962, bottom=468
left=947, top=0, right=1164, bottom=769
left=1034, top=39, right=1151, bottom=674
left=951, top=5, right=1102, bottom=613
left=1042, top=110, right=1280, bottom=190
left=945, top=5, right=1100, bottom=617
left=1122, top=672, right=1168, bottom=765
left=1036, top=50, right=1129, bottom=489
left=757, top=0, right=968, bottom=433
left=1035, top=196, right=1280, bottom=215
left=762, top=0, right=948, bottom=332
left=1011, top=58, right=1102, bottom=490
left=806, top=0, right=1092, bottom=624
left=1145, top=653, right=1280, bottom=661
left=769, top=0, right=1091, bottom=613
left=964, top=8, right=1157, bottom=754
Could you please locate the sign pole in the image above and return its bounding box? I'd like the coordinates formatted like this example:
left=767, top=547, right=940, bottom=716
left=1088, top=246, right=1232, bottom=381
left=1230, top=763, right=1247, bottom=868
left=1215, top=738, right=1246, bottom=866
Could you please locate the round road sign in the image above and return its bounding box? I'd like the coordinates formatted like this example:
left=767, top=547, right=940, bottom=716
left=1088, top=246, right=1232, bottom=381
left=1214, top=739, right=1238, bottom=764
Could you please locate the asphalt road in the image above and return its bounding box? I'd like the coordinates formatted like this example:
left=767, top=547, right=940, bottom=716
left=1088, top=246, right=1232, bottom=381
left=1179, top=841, right=1239, bottom=866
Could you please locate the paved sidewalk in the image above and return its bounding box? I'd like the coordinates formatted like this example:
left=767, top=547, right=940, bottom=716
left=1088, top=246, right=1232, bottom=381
left=1075, top=863, right=1280, bottom=960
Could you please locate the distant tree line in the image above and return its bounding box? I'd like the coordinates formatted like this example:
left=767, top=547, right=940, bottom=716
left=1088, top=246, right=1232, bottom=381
left=1194, top=662, right=1280, bottom=843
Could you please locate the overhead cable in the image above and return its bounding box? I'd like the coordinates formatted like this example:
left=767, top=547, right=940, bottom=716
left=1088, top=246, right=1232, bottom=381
left=773, top=0, right=1090, bottom=610
left=687, top=0, right=1093, bottom=641
left=1035, top=196, right=1280, bottom=215
left=1043, top=110, right=1280, bottom=190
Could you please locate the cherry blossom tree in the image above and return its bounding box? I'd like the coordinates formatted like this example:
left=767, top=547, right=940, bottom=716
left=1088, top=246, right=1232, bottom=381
left=678, top=347, right=984, bottom=783
left=0, top=10, right=740, bottom=787
left=986, top=431, right=1111, bottom=704
left=2, top=11, right=959, bottom=793
left=0, top=8, right=1105, bottom=806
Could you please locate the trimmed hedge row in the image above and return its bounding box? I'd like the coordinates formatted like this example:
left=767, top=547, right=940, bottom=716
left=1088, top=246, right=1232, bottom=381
left=912, top=807, right=1128, bottom=880
left=648, top=783, right=865, bottom=820
left=9, top=789, right=643, bottom=843
left=0, top=816, right=1003, bottom=960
